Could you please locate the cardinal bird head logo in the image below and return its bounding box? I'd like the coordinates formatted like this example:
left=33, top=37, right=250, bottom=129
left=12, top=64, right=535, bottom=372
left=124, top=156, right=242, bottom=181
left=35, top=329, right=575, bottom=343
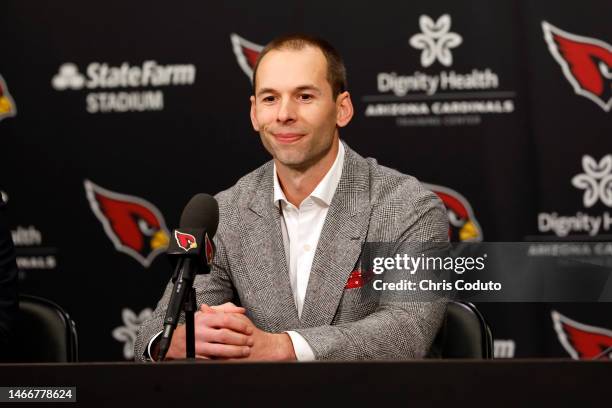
left=0, top=74, right=17, bottom=122
left=542, top=22, right=612, bottom=112
left=174, top=231, right=198, bottom=252
left=230, top=33, right=263, bottom=82
left=84, top=180, right=170, bottom=267
left=552, top=310, right=612, bottom=359
left=424, top=183, right=483, bottom=242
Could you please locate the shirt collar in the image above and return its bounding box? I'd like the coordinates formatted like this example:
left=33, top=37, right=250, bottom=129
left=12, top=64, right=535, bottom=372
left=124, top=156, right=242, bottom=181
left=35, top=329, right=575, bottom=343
left=273, top=141, right=345, bottom=208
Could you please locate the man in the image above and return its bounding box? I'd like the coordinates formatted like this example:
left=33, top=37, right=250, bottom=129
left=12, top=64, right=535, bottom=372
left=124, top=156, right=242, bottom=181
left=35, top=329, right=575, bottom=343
left=135, top=34, right=448, bottom=361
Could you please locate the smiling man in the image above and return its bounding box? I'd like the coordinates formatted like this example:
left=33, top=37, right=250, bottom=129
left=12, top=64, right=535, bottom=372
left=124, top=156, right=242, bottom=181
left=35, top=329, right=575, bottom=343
left=135, top=34, right=449, bottom=361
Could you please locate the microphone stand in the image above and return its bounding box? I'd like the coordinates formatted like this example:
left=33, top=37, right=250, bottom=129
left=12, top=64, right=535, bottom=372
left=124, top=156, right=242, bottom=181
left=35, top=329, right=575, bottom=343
left=158, top=223, right=215, bottom=362
left=184, top=287, right=197, bottom=359
left=158, top=257, right=201, bottom=361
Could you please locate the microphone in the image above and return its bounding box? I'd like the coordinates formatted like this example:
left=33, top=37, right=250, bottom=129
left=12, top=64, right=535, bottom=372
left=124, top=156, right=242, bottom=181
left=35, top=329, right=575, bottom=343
left=157, top=194, right=219, bottom=361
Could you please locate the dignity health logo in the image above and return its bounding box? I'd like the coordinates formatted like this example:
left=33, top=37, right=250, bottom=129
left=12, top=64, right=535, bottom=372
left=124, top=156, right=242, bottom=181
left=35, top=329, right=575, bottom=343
left=409, top=14, right=462, bottom=67
left=539, top=154, right=612, bottom=237
left=51, top=60, right=196, bottom=114
left=367, top=13, right=515, bottom=128
left=572, top=155, right=612, bottom=208
left=112, top=307, right=153, bottom=360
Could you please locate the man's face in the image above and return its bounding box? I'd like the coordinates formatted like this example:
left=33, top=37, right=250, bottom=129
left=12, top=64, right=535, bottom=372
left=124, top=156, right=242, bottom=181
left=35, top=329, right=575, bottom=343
left=250, top=46, right=351, bottom=171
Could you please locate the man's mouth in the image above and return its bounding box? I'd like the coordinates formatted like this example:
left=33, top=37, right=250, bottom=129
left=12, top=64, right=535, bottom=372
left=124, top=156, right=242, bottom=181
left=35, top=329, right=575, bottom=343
left=272, top=132, right=304, bottom=143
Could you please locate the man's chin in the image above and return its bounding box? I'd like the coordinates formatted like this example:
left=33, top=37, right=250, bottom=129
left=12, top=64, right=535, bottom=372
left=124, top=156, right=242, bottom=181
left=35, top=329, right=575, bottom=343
left=274, top=155, right=307, bottom=169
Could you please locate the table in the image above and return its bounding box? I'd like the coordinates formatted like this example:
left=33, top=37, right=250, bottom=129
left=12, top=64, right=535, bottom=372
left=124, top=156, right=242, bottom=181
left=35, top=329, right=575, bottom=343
left=0, top=360, right=609, bottom=406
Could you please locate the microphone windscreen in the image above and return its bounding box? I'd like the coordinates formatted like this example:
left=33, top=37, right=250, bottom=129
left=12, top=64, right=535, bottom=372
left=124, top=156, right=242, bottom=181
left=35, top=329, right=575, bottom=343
left=179, top=193, right=219, bottom=237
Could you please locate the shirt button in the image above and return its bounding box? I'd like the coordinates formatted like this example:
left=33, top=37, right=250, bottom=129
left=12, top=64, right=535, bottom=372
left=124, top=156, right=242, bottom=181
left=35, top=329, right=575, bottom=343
left=304, top=244, right=311, bottom=252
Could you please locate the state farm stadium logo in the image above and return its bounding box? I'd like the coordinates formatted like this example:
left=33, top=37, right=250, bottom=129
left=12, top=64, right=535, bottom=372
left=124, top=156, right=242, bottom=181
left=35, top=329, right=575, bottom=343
left=538, top=154, right=612, bottom=237
left=542, top=22, right=611, bottom=112
left=0, top=74, right=17, bottom=122
left=84, top=180, right=170, bottom=267
left=364, top=14, right=515, bottom=128
left=493, top=339, right=516, bottom=358
left=552, top=310, right=612, bottom=359
left=51, top=61, right=196, bottom=114
left=424, top=182, right=483, bottom=242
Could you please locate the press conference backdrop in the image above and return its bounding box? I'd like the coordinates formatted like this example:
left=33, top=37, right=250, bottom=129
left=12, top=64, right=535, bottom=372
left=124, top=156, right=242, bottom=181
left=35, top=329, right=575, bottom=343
left=1, top=0, right=610, bottom=361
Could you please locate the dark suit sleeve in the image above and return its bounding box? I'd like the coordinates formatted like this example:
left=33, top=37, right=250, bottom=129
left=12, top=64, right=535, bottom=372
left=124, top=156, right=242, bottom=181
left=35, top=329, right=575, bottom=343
left=0, top=205, right=18, bottom=356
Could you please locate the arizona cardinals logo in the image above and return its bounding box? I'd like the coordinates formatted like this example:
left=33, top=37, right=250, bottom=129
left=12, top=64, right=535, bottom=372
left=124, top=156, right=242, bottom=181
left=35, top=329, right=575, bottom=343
left=84, top=180, right=170, bottom=267
left=424, top=183, right=483, bottom=242
left=552, top=310, right=612, bottom=359
left=174, top=231, right=198, bottom=252
left=230, top=33, right=263, bottom=81
left=542, top=22, right=612, bottom=111
left=0, top=74, right=17, bottom=122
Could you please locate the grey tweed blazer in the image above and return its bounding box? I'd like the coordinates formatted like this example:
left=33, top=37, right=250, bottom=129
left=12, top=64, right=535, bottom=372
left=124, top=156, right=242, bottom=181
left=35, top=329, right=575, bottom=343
left=134, top=142, right=449, bottom=361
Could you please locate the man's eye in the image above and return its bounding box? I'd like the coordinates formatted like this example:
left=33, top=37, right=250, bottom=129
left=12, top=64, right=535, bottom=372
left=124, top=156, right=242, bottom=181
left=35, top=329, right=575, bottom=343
left=299, top=94, right=313, bottom=101
left=262, top=96, right=276, bottom=103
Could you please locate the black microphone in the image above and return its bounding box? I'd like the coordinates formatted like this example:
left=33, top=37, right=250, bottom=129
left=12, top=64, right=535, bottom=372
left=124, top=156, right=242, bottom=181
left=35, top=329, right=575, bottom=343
left=157, top=193, right=219, bottom=361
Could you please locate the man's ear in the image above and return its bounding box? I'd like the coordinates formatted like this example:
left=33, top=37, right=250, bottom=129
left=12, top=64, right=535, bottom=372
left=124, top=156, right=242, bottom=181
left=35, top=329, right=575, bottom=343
left=336, top=91, right=354, bottom=128
left=250, top=95, right=260, bottom=131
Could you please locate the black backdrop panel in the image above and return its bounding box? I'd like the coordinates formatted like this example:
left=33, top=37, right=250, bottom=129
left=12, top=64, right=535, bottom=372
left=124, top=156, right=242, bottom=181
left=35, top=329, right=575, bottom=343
left=1, top=0, right=611, bottom=361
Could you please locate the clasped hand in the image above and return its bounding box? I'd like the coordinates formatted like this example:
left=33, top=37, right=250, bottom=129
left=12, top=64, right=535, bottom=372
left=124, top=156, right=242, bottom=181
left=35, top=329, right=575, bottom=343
left=164, top=302, right=296, bottom=361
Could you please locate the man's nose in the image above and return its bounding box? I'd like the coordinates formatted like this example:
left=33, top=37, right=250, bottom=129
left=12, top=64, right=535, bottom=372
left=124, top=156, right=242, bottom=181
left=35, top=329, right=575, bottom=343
left=276, top=97, right=297, bottom=123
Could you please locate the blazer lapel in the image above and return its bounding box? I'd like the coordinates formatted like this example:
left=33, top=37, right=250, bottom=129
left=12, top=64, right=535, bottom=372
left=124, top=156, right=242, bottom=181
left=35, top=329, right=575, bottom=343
left=243, top=163, right=300, bottom=331
left=299, top=146, right=372, bottom=328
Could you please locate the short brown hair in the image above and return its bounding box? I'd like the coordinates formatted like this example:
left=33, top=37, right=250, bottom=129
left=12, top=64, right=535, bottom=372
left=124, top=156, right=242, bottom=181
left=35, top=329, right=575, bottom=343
left=252, top=34, right=348, bottom=99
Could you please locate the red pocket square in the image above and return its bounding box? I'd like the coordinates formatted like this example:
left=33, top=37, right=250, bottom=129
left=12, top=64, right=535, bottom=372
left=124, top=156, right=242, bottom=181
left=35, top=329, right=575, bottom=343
left=345, top=269, right=372, bottom=289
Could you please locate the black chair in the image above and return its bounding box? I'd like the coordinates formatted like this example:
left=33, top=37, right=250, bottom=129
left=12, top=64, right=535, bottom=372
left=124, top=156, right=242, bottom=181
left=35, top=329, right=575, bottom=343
left=13, top=294, right=78, bottom=362
left=432, top=300, right=493, bottom=359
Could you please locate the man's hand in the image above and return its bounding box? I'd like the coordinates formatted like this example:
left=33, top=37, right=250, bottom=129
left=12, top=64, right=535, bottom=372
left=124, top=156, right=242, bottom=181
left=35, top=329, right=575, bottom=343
left=245, top=328, right=297, bottom=361
left=164, top=302, right=254, bottom=360
left=200, top=304, right=297, bottom=361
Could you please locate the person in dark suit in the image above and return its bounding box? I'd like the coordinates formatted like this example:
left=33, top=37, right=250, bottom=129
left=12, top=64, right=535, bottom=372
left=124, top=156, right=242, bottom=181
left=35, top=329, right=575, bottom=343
left=0, top=192, right=18, bottom=360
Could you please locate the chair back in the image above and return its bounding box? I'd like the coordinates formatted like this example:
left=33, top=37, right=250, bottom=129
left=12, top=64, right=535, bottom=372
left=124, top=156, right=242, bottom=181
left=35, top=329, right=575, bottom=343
left=14, top=294, right=78, bottom=362
left=433, top=301, right=493, bottom=359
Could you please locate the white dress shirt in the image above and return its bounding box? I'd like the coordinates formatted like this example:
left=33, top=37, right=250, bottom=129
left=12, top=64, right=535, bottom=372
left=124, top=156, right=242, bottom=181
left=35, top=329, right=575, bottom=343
left=275, top=142, right=345, bottom=361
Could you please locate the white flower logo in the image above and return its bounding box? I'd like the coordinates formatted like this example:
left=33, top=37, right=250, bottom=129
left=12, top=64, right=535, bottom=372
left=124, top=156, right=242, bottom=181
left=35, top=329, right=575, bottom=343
left=409, top=14, right=463, bottom=67
left=112, top=307, right=153, bottom=360
left=571, top=154, right=612, bottom=208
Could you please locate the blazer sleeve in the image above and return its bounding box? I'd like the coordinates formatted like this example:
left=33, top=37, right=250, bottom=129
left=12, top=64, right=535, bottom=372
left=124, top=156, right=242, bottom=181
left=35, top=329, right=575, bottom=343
left=133, top=231, right=237, bottom=361
left=294, top=185, right=449, bottom=360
